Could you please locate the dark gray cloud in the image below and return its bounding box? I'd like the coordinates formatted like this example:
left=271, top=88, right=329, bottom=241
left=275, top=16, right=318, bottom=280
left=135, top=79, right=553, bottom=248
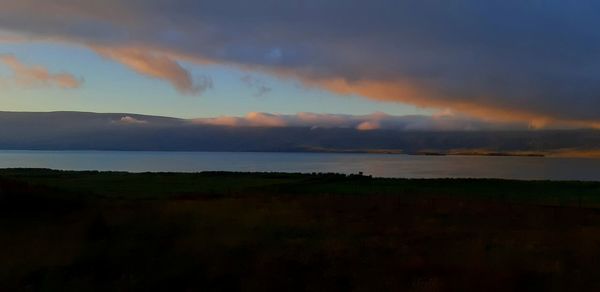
left=2, top=1, right=600, bottom=124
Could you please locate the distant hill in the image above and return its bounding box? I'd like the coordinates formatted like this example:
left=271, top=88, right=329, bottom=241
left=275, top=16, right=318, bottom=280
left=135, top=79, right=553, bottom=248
left=1, top=111, right=600, bottom=156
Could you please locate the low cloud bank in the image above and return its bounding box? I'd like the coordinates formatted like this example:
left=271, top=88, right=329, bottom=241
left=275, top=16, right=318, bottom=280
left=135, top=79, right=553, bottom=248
left=192, top=112, right=530, bottom=131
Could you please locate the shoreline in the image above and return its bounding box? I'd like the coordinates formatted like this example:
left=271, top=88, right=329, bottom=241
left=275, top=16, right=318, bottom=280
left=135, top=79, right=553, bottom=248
left=4, top=148, right=600, bottom=158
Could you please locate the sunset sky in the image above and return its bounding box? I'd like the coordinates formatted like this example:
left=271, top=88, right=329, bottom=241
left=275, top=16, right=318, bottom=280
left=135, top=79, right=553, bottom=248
left=1, top=1, right=600, bottom=128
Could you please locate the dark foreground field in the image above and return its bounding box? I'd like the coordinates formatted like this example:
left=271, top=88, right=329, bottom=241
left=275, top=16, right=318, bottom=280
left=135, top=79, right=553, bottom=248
left=2, top=169, right=600, bottom=291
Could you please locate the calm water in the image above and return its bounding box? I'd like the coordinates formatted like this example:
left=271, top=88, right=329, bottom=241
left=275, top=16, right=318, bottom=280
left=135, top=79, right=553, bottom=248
left=0, top=150, right=599, bottom=181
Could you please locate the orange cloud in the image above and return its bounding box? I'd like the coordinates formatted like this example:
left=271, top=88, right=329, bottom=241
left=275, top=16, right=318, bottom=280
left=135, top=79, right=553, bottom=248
left=93, top=46, right=212, bottom=95
left=298, top=77, right=600, bottom=129
left=3, top=1, right=600, bottom=129
left=191, top=111, right=525, bottom=131
left=199, top=116, right=242, bottom=127
left=244, top=112, right=287, bottom=127
left=2, top=31, right=596, bottom=128
left=0, top=54, right=82, bottom=89
left=197, top=112, right=288, bottom=127
left=356, top=121, right=380, bottom=130
left=128, top=48, right=600, bottom=128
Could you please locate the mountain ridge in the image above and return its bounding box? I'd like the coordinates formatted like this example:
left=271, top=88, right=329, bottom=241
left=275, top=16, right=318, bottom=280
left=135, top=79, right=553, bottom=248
left=1, top=111, right=600, bottom=156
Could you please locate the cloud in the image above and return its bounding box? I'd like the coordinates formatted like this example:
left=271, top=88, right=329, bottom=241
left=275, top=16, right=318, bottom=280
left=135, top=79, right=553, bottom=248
left=0, top=30, right=26, bottom=43
left=117, top=116, right=147, bottom=124
left=192, top=112, right=529, bottom=131
left=93, top=46, right=212, bottom=95
left=241, top=75, right=272, bottom=97
left=197, top=112, right=286, bottom=127
left=3, top=1, right=600, bottom=126
left=0, top=54, right=82, bottom=89
left=356, top=121, right=380, bottom=131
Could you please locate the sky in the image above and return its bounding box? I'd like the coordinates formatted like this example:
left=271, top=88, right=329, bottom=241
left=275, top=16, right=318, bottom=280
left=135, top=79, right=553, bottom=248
left=0, top=41, right=429, bottom=119
left=1, top=1, right=600, bottom=129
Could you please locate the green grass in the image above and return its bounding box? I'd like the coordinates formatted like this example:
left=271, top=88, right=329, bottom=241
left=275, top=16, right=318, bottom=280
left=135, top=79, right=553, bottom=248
left=2, top=169, right=600, bottom=291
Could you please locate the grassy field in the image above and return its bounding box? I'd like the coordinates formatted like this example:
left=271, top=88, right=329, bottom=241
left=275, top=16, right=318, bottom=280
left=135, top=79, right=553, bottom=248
left=2, top=169, right=600, bottom=291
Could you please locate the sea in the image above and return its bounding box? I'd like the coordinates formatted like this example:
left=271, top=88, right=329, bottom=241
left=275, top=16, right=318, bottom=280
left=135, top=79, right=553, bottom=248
left=0, top=150, right=599, bottom=181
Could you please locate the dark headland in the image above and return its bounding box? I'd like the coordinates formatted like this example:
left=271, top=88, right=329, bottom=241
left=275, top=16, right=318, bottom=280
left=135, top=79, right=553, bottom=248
left=2, top=169, right=600, bottom=291
left=2, top=111, right=600, bottom=158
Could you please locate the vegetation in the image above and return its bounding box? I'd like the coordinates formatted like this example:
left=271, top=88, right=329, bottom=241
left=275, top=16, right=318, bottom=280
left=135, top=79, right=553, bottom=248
left=2, top=169, right=600, bottom=291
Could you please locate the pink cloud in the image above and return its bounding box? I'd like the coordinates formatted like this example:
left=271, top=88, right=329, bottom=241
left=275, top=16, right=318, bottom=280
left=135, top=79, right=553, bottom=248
left=0, top=54, right=82, bottom=89
left=245, top=112, right=287, bottom=127
left=2, top=1, right=600, bottom=129
left=93, top=46, right=212, bottom=95
left=197, top=112, right=287, bottom=127
left=191, top=112, right=529, bottom=130
left=356, top=121, right=380, bottom=131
